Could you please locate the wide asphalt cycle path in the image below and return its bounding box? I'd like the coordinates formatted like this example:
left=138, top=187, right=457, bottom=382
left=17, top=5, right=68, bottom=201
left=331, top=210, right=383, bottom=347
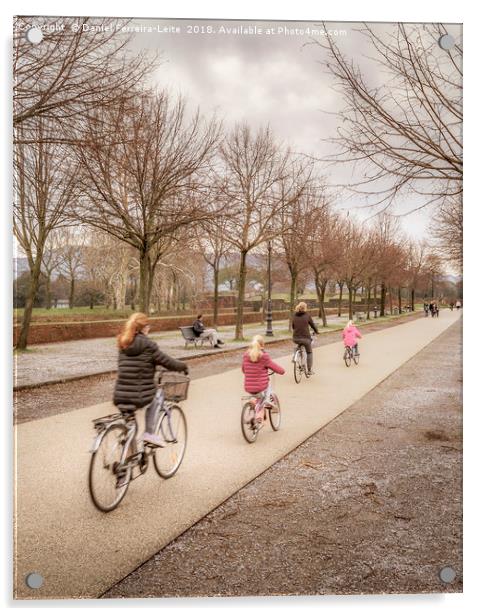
left=13, top=309, right=461, bottom=598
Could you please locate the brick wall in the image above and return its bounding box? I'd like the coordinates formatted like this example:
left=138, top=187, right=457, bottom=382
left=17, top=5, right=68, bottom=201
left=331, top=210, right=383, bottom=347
left=13, top=308, right=337, bottom=345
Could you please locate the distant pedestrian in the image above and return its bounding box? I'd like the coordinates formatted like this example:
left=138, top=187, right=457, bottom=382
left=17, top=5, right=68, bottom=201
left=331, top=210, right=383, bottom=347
left=423, top=301, right=429, bottom=317
left=456, top=299, right=462, bottom=310
left=449, top=301, right=454, bottom=311
left=429, top=301, right=435, bottom=317
left=435, top=303, right=440, bottom=317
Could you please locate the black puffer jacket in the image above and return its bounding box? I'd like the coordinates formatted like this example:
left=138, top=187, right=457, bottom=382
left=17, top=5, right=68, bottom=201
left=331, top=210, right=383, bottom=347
left=113, top=333, right=187, bottom=408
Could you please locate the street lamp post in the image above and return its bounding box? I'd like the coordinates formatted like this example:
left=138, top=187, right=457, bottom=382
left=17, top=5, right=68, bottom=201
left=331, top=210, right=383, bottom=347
left=265, top=239, right=273, bottom=336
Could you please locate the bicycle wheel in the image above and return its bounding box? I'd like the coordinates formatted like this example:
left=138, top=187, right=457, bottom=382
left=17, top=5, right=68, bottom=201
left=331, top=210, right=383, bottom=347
left=353, top=351, right=360, bottom=365
left=343, top=347, right=351, bottom=367
left=153, top=405, right=187, bottom=479
left=268, top=393, right=281, bottom=431
left=293, top=351, right=302, bottom=384
left=241, top=402, right=258, bottom=443
left=88, top=424, right=131, bottom=512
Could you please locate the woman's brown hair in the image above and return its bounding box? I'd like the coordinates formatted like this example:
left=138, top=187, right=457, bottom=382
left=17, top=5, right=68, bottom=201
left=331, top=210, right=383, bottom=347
left=117, top=312, right=149, bottom=350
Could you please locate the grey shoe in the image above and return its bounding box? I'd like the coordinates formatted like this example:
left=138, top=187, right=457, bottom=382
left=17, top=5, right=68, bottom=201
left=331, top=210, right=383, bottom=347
left=143, top=432, right=164, bottom=447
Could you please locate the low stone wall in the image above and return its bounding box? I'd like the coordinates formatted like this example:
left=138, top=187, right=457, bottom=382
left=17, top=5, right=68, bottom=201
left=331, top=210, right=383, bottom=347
left=13, top=308, right=336, bottom=345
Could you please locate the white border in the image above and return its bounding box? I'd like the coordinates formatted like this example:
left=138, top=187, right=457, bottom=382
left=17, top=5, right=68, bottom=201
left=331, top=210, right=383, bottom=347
left=2, top=1, right=479, bottom=614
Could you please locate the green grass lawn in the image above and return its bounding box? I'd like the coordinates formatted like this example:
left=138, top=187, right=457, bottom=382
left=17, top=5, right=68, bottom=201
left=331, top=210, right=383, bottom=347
left=14, top=306, right=135, bottom=320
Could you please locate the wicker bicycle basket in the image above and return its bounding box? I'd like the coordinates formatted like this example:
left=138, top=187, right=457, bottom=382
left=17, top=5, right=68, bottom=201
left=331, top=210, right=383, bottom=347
left=159, top=372, right=190, bottom=402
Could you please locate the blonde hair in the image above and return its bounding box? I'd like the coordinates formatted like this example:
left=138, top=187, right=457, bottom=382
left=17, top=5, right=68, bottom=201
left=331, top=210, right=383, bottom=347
left=345, top=319, right=354, bottom=329
left=295, top=301, right=307, bottom=313
left=117, top=312, right=149, bottom=349
left=248, top=334, right=265, bottom=362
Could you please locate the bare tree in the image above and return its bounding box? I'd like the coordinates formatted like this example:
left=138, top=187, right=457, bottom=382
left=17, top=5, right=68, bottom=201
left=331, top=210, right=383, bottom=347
left=278, top=172, right=319, bottom=323
left=405, top=241, right=427, bottom=310
left=316, top=23, right=462, bottom=212
left=75, top=93, right=220, bottom=312
left=306, top=208, right=342, bottom=325
left=13, top=16, right=156, bottom=137
left=14, top=120, right=78, bottom=349
left=219, top=124, right=309, bottom=339
left=41, top=229, right=64, bottom=309
left=430, top=197, right=462, bottom=270
left=336, top=221, right=378, bottom=319
left=194, top=211, right=231, bottom=326
left=57, top=228, right=88, bottom=309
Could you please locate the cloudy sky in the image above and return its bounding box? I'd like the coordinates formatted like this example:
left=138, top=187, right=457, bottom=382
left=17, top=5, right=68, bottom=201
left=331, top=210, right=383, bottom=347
left=124, top=17, right=463, bottom=241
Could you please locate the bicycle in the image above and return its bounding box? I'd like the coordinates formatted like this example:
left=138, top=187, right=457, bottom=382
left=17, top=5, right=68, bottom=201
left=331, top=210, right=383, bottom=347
left=240, top=370, right=281, bottom=443
left=292, top=335, right=315, bottom=383
left=88, top=371, right=189, bottom=512
left=343, top=345, right=360, bottom=367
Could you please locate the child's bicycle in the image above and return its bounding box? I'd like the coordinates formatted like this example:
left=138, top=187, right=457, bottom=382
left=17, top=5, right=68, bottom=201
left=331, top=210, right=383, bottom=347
left=240, top=370, right=281, bottom=443
left=88, top=370, right=189, bottom=512
left=343, top=345, right=360, bottom=367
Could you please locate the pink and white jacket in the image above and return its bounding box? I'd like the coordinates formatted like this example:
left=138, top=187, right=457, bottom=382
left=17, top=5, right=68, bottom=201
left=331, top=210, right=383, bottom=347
left=242, top=351, right=285, bottom=394
left=342, top=325, right=362, bottom=348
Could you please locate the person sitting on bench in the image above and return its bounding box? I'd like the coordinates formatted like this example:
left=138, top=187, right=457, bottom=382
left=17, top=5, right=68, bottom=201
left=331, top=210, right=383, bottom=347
left=192, top=314, right=224, bottom=348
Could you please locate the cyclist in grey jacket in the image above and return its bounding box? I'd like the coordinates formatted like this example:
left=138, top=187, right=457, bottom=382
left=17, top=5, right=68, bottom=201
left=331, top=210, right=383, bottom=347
left=291, top=301, right=318, bottom=375
left=114, top=313, right=188, bottom=447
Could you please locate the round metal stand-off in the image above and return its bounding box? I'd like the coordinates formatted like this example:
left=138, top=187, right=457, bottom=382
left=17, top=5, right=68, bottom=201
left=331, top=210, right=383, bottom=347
left=438, top=34, right=455, bottom=51
left=25, top=572, right=44, bottom=589
left=439, top=566, right=456, bottom=584
left=25, top=27, right=44, bottom=45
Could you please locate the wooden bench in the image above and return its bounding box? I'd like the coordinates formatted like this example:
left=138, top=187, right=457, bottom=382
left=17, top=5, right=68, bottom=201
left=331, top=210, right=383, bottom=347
left=179, top=326, right=212, bottom=349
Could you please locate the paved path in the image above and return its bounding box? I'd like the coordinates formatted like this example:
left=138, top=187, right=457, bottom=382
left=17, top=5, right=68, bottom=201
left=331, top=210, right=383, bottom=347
left=104, top=320, right=462, bottom=597
left=13, top=314, right=349, bottom=389
left=13, top=309, right=460, bottom=599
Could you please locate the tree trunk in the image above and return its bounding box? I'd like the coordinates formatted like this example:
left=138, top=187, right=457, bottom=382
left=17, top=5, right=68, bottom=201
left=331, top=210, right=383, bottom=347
left=138, top=249, right=150, bottom=313
left=389, top=286, right=393, bottom=315
left=235, top=250, right=248, bottom=340
left=398, top=287, right=402, bottom=314
left=288, top=268, right=297, bottom=329
left=380, top=282, right=386, bottom=317
left=348, top=284, right=353, bottom=320
left=317, top=279, right=328, bottom=327
left=16, top=255, right=43, bottom=350
left=69, top=277, right=75, bottom=309
left=130, top=276, right=137, bottom=310
left=366, top=281, right=371, bottom=320
left=213, top=266, right=219, bottom=327
left=411, top=288, right=415, bottom=311
left=337, top=281, right=343, bottom=317
left=45, top=274, right=52, bottom=310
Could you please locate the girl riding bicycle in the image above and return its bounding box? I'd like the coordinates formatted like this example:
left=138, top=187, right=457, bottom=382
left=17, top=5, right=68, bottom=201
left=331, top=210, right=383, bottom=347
left=342, top=320, right=362, bottom=356
left=242, top=335, right=285, bottom=423
left=114, top=312, right=188, bottom=447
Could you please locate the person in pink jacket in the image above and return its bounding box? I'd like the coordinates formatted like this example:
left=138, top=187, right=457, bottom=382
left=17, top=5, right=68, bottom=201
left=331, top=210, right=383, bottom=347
left=343, top=320, right=362, bottom=356
left=242, top=335, right=285, bottom=422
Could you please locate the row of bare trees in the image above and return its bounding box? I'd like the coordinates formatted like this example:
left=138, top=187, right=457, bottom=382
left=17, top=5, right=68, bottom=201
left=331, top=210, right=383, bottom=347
left=13, top=19, right=462, bottom=349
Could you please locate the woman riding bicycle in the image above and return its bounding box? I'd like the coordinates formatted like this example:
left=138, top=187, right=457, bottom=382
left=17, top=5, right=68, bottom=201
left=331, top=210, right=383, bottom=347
left=291, top=302, right=318, bottom=375
left=114, top=312, right=188, bottom=447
